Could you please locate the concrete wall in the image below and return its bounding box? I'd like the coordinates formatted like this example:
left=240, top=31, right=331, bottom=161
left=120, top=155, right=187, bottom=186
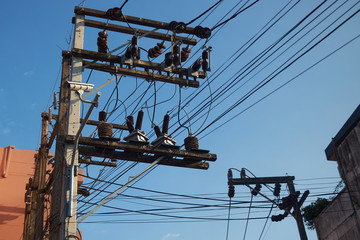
left=314, top=190, right=359, bottom=240
left=0, top=146, right=37, bottom=240
left=336, top=120, right=360, bottom=209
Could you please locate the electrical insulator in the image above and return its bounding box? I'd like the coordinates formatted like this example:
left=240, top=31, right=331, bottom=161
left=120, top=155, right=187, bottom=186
left=126, top=115, right=135, bottom=133
left=202, top=50, right=208, bottom=71
left=169, top=21, right=186, bottom=33
left=173, top=44, right=181, bottom=66
left=164, top=52, right=174, bottom=67
left=125, top=36, right=140, bottom=60
left=193, top=26, right=212, bottom=39
left=97, top=30, right=108, bottom=53
left=181, top=46, right=191, bottom=62
left=154, top=125, right=162, bottom=137
left=227, top=169, right=233, bottom=180
left=162, top=113, right=170, bottom=134
left=148, top=42, right=166, bottom=58
left=271, top=213, right=285, bottom=222
left=135, top=110, right=144, bottom=130
left=191, top=58, right=202, bottom=72
left=251, top=183, right=262, bottom=196
left=240, top=168, right=246, bottom=178
left=228, top=185, right=235, bottom=198
left=184, top=133, right=199, bottom=151
left=278, top=191, right=300, bottom=210
left=98, top=110, right=113, bottom=138
left=273, top=183, right=281, bottom=197
left=106, top=7, right=123, bottom=20
left=99, top=110, right=107, bottom=122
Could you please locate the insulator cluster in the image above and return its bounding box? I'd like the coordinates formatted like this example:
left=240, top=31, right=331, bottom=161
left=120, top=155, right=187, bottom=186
left=163, top=44, right=181, bottom=67
left=106, top=7, right=123, bottom=20
left=97, top=31, right=108, bottom=53
left=193, top=26, right=212, bottom=39
left=181, top=46, right=191, bottom=62
left=278, top=191, right=300, bottom=210
left=251, top=183, right=262, bottom=196
left=191, top=48, right=211, bottom=72
left=168, top=21, right=211, bottom=39
left=169, top=21, right=186, bottom=33
left=202, top=50, right=209, bottom=71
left=148, top=42, right=166, bottom=58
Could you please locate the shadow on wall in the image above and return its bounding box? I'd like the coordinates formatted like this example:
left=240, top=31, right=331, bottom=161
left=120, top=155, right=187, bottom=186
left=0, top=213, right=19, bottom=224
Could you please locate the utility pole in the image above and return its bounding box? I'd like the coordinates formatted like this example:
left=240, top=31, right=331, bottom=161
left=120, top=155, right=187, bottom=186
left=42, top=6, right=217, bottom=240
left=49, top=53, right=71, bottom=240
left=228, top=170, right=309, bottom=240
left=27, top=112, right=50, bottom=240
left=49, top=13, right=85, bottom=240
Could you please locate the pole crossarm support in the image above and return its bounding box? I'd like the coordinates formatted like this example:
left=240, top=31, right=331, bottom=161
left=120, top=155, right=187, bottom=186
left=65, top=136, right=216, bottom=161
left=50, top=113, right=128, bottom=131
left=72, top=18, right=197, bottom=46
left=71, top=48, right=207, bottom=79
left=82, top=60, right=200, bottom=88
left=228, top=176, right=295, bottom=185
left=78, top=146, right=209, bottom=170
left=74, top=6, right=196, bottom=36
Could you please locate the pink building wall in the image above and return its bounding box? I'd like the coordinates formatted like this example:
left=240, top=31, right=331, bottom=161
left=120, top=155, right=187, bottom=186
left=0, top=146, right=37, bottom=240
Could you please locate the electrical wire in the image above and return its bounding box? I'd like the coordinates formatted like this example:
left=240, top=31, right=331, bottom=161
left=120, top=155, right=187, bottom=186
left=211, top=0, right=259, bottom=30
left=258, top=203, right=274, bottom=240
left=243, top=194, right=253, bottom=240
left=186, top=0, right=223, bottom=25
left=225, top=197, right=232, bottom=240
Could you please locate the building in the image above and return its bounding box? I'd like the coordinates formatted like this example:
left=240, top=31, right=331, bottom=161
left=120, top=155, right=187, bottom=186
left=314, top=105, right=360, bottom=239
left=0, top=146, right=37, bottom=240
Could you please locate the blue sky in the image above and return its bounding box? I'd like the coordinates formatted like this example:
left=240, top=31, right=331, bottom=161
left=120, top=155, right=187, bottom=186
left=1, top=0, right=360, bottom=239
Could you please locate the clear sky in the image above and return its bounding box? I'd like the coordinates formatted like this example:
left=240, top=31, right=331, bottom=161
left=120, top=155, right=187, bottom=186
left=1, top=0, right=360, bottom=239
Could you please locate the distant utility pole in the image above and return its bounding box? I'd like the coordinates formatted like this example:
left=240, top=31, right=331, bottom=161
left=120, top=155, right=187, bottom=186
left=228, top=169, right=309, bottom=240
left=26, top=112, right=50, bottom=240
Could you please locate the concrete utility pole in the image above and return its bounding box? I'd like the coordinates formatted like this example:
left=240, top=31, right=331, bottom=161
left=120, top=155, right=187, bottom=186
left=228, top=173, right=309, bottom=240
left=49, top=53, right=71, bottom=240
left=42, top=6, right=217, bottom=240
left=49, top=14, right=85, bottom=240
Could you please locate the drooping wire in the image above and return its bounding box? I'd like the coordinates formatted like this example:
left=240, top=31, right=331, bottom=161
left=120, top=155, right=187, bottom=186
left=151, top=81, right=157, bottom=127
left=177, top=87, right=191, bottom=134
left=258, top=203, right=274, bottom=240
left=193, top=75, right=212, bottom=135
